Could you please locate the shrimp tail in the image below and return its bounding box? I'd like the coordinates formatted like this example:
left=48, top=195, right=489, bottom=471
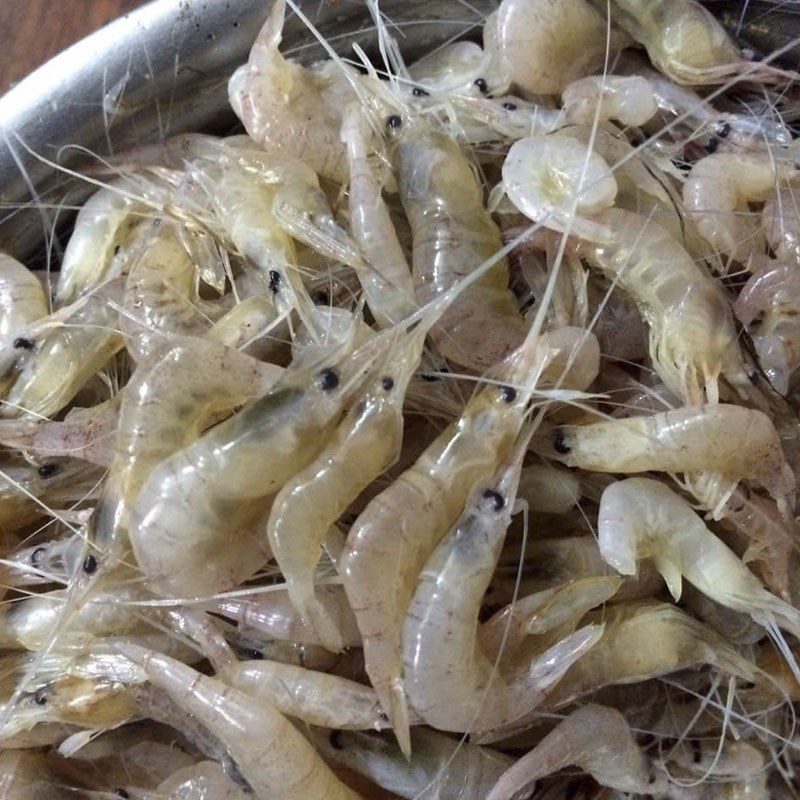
left=528, top=623, right=605, bottom=688
left=389, top=679, right=412, bottom=759
left=297, top=595, right=345, bottom=654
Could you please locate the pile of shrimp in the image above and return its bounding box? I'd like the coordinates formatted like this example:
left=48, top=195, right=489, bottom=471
left=4, top=0, right=800, bottom=797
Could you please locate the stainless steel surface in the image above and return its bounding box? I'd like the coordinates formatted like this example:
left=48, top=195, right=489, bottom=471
left=0, top=0, right=796, bottom=265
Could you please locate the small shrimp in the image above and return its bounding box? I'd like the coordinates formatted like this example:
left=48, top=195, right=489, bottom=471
left=450, top=94, right=566, bottom=143
left=598, top=477, right=800, bottom=672
left=562, top=75, right=659, bottom=128
left=551, top=404, right=795, bottom=513
left=683, top=152, right=800, bottom=263
left=391, top=116, right=527, bottom=371
left=501, top=132, right=618, bottom=242
left=119, top=644, right=363, bottom=800
left=402, top=436, right=604, bottom=733
left=208, top=294, right=281, bottom=353
left=315, top=726, right=514, bottom=800
left=483, top=0, right=631, bottom=95
left=763, top=185, right=800, bottom=266
left=517, top=462, right=582, bottom=514
left=155, top=761, right=250, bottom=800
left=221, top=659, right=388, bottom=730
left=0, top=253, right=48, bottom=342
left=486, top=704, right=661, bottom=800
left=228, top=0, right=356, bottom=184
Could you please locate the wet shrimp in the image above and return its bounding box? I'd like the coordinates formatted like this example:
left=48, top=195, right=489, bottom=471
left=0, top=253, right=47, bottom=349
left=120, top=644, right=362, bottom=800
left=155, top=761, right=251, bottom=800
left=562, top=75, right=659, bottom=128
left=763, top=185, right=800, bottom=266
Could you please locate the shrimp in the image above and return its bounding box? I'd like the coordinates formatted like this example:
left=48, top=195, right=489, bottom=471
left=763, top=185, right=800, bottom=266
left=402, top=437, right=603, bottom=734
left=221, top=659, right=388, bottom=730
left=517, top=462, right=582, bottom=514
left=483, top=0, right=631, bottom=95
left=683, top=152, right=800, bottom=263
left=486, top=704, right=661, bottom=800
left=0, top=253, right=48, bottom=342
left=562, top=75, right=659, bottom=127
left=501, top=132, right=618, bottom=243
left=118, top=644, right=363, bottom=800
left=267, top=323, right=427, bottom=652
left=598, top=477, right=800, bottom=673
left=315, top=727, right=514, bottom=800
left=391, top=116, right=527, bottom=371
left=450, top=94, right=566, bottom=143
left=228, top=0, right=356, bottom=184
left=156, top=761, right=250, bottom=800
left=550, top=404, right=795, bottom=513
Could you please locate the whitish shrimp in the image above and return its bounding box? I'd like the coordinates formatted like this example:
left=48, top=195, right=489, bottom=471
left=483, top=0, right=631, bottom=95
left=683, top=152, right=800, bottom=263
left=562, top=75, right=658, bottom=127
left=402, top=442, right=603, bottom=733
left=501, top=132, right=618, bottom=243
left=228, top=0, right=356, bottom=184
left=450, top=94, right=566, bottom=143
left=315, top=727, right=513, bottom=800
left=155, top=762, right=250, bottom=800
left=550, top=404, right=795, bottom=512
left=268, top=323, right=427, bottom=651
left=391, top=116, right=527, bottom=371
left=119, top=644, right=362, bottom=800
left=763, top=186, right=800, bottom=266
left=517, top=462, right=581, bottom=514
left=486, top=704, right=661, bottom=800
left=129, top=328, right=378, bottom=597
left=222, top=659, right=387, bottom=730
left=0, top=253, right=47, bottom=344
left=599, top=477, right=800, bottom=668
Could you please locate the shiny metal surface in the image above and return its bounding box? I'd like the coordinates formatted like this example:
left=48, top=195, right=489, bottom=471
left=0, top=0, right=795, bottom=263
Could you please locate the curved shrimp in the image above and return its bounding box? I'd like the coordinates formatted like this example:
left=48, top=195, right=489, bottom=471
left=550, top=404, right=795, bottom=513
left=155, top=761, right=250, bottom=800
left=683, top=152, right=800, bottom=263
left=391, top=117, right=527, bottom=371
left=486, top=704, right=661, bottom=800
left=402, top=437, right=603, bottom=733
left=763, top=185, right=800, bottom=266
left=599, top=477, right=800, bottom=673
left=119, top=644, right=363, bottom=800
left=483, top=0, right=631, bottom=95
left=562, top=75, right=659, bottom=128
left=221, top=659, right=388, bottom=731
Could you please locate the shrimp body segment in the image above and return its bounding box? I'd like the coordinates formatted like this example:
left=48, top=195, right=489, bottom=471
left=0, top=253, right=47, bottom=341
left=562, top=75, right=658, bottom=127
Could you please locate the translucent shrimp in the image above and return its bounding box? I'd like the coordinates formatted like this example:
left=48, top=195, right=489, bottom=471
left=550, top=405, right=795, bottom=513
left=683, top=153, right=800, bottom=263
left=0, top=253, right=48, bottom=342
left=222, top=659, right=388, bottom=730
left=486, top=704, right=661, bottom=800
left=562, top=75, right=659, bottom=128
left=119, top=644, right=362, bottom=800
left=501, top=132, right=618, bottom=243
left=156, top=761, right=250, bottom=800
left=599, top=477, right=800, bottom=671
left=450, top=94, right=566, bottom=143
left=483, top=0, right=631, bottom=95
left=2, top=278, right=125, bottom=419
left=267, top=323, right=427, bottom=652
left=129, top=328, right=379, bottom=597
left=763, top=185, right=800, bottom=266
left=315, top=727, right=514, bottom=800
left=391, top=117, right=527, bottom=371
left=402, top=439, right=603, bottom=733
left=228, top=0, right=356, bottom=184
left=517, top=462, right=582, bottom=514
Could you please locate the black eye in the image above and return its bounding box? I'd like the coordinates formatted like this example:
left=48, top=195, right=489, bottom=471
left=553, top=431, right=571, bottom=454
left=36, top=463, right=61, bottom=479
left=381, top=376, right=394, bottom=391
left=13, top=337, right=34, bottom=350
left=329, top=730, right=344, bottom=749
left=31, top=547, right=46, bottom=567
left=715, top=120, right=731, bottom=139
left=317, top=368, right=339, bottom=391
left=499, top=385, right=517, bottom=404
left=116, top=790, right=131, bottom=799
left=268, top=270, right=281, bottom=294
left=386, top=114, right=402, bottom=131
left=412, top=86, right=428, bottom=97
left=474, top=77, right=488, bottom=94
left=706, top=136, right=719, bottom=154
left=502, top=101, right=517, bottom=111
left=34, top=688, right=48, bottom=706
left=483, top=489, right=505, bottom=511
left=82, top=554, right=98, bottom=574
left=248, top=649, right=264, bottom=660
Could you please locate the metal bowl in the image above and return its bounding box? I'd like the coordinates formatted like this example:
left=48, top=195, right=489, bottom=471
left=0, top=0, right=797, bottom=264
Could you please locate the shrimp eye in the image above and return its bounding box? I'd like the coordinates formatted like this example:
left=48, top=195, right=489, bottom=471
left=116, top=791, right=131, bottom=799
left=553, top=430, right=571, bottom=454
left=474, top=77, right=488, bottom=94
left=311, top=289, right=330, bottom=306
left=329, top=730, right=344, bottom=749
left=499, top=385, right=517, bottom=404
left=381, top=376, right=394, bottom=391
left=13, top=337, right=34, bottom=350
left=412, top=86, right=428, bottom=97
left=268, top=270, right=281, bottom=294
left=248, top=649, right=264, bottom=660
left=317, top=368, right=340, bottom=391
left=715, top=120, right=731, bottom=139
left=31, top=547, right=46, bottom=567
left=386, top=114, right=403, bottom=131
left=483, top=489, right=505, bottom=511
left=82, top=554, right=98, bottom=574
left=502, top=101, right=518, bottom=111
left=36, top=462, right=61, bottom=479
left=33, top=688, right=48, bottom=706
left=705, top=136, right=719, bottom=154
